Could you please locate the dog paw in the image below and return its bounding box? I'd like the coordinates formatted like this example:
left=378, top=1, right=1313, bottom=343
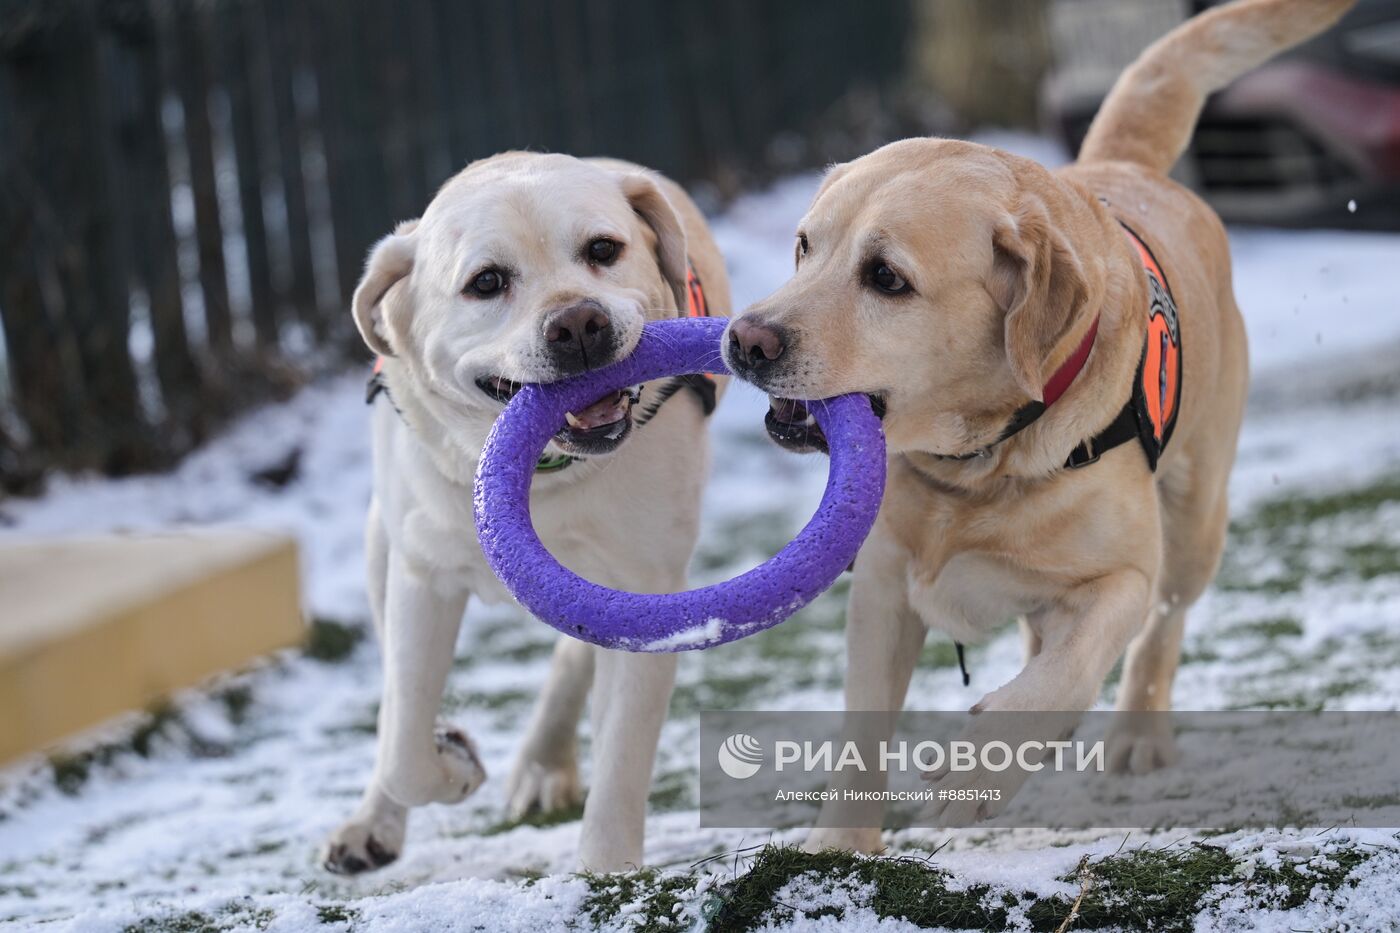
left=803, top=826, right=883, bottom=854
left=1106, top=718, right=1179, bottom=774
left=381, top=723, right=487, bottom=807
left=506, top=759, right=582, bottom=820
left=920, top=763, right=1024, bottom=828
left=322, top=811, right=405, bottom=875
left=429, top=723, right=488, bottom=803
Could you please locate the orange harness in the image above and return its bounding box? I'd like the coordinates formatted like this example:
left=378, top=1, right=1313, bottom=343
left=646, top=260, right=718, bottom=420
left=1062, top=221, right=1181, bottom=470
left=932, top=219, right=1182, bottom=473
left=684, top=261, right=709, bottom=318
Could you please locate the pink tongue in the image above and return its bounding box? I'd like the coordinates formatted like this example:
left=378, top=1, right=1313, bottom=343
left=568, top=392, right=627, bottom=430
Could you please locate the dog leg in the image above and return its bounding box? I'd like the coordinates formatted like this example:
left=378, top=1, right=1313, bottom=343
left=373, top=553, right=481, bottom=809
left=365, top=499, right=389, bottom=639
left=325, top=505, right=414, bottom=875
left=1107, top=602, right=1186, bottom=773
left=507, top=636, right=594, bottom=819
left=979, top=570, right=1151, bottom=715
left=1109, top=488, right=1228, bottom=772
left=806, top=536, right=925, bottom=855
left=324, top=678, right=412, bottom=874
left=577, top=648, right=677, bottom=871
left=325, top=548, right=479, bottom=875
left=925, top=569, right=1151, bottom=826
left=1019, top=616, right=1041, bottom=663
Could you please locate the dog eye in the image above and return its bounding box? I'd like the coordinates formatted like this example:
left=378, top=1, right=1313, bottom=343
left=869, top=263, right=909, bottom=295
left=466, top=268, right=507, bottom=297
left=587, top=238, right=621, bottom=265
left=795, top=233, right=809, bottom=267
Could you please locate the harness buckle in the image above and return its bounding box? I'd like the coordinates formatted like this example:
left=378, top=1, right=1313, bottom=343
left=1067, top=437, right=1100, bottom=470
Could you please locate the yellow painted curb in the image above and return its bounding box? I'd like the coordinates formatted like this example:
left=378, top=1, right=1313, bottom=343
left=0, top=531, right=303, bottom=764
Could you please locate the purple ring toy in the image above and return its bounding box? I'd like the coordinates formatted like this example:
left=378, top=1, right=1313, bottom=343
left=473, top=316, right=885, bottom=652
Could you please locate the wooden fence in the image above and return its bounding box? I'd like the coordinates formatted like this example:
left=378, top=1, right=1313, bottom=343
left=0, top=0, right=910, bottom=487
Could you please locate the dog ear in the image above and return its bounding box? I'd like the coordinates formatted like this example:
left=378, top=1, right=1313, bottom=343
left=619, top=172, right=688, bottom=312
left=352, top=222, right=418, bottom=357
left=989, top=199, right=1089, bottom=402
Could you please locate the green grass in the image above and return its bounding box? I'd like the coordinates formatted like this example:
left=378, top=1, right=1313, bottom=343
left=303, top=618, right=365, bottom=663
left=121, top=904, right=276, bottom=932
left=440, top=688, right=534, bottom=712
left=1240, top=473, right=1400, bottom=531
left=1217, top=472, right=1400, bottom=595
left=481, top=800, right=588, bottom=836
left=123, top=912, right=221, bottom=933
left=584, top=842, right=1376, bottom=932
left=670, top=670, right=778, bottom=716
left=217, top=684, right=255, bottom=725
left=1221, top=616, right=1304, bottom=641
left=648, top=769, right=695, bottom=813
left=315, top=904, right=360, bottom=926
left=48, top=703, right=206, bottom=796
left=583, top=867, right=704, bottom=930
left=1199, top=470, right=1400, bottom=706
left=705, top=847, right=1009, bottom=930
left=693, top=510, right=799, bottom=573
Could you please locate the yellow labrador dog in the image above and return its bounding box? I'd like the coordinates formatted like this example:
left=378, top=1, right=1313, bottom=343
left=324, top=153, right=728, bottom=873
left=722, top=0, right=1353, bottom=849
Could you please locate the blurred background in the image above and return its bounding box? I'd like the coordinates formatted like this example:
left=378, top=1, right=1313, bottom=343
left=2, top=0, right=1396, bottom=492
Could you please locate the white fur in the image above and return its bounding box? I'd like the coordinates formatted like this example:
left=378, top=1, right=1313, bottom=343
left=324, top=153, right=715, bottom=873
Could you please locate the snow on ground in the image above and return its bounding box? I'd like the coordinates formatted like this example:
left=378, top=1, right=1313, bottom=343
left=2, top=133, right=1399, bottom=931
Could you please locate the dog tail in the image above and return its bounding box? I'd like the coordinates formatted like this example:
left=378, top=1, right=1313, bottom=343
left=1077, top=0, right=1355, bottom=174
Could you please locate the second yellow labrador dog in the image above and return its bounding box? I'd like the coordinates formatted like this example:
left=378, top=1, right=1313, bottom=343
left=325, top=153, right=728, bottom=873
left=722, top=0, right=1354, bottom=848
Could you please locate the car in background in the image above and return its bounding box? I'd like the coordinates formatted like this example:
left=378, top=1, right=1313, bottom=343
left=1042, top=0, right=1400, bottom=229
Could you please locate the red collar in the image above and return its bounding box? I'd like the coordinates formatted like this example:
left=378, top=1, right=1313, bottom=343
left=992, top=315, right=1100, bottom=446
left=1042, top=315, right=1100, bottom=407
left=932, top=315, right=1098, bottom=462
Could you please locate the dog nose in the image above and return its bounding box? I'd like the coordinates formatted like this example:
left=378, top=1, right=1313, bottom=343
left=729, top=318, right=786, bottom=370
left=543, top=300, right=614, bottom=370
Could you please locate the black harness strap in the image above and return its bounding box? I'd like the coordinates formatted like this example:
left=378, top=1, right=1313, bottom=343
left=366, top=369, right=396, bottom=411
left=1065, top=403, right=1143, bottom=469
left=634, top=373, right=717, bottom=427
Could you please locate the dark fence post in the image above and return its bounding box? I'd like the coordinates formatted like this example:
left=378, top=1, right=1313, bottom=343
left=260, top=0, right=320, bottom=327
left=309, top=0, right=392, bottom=319
left=431, top=0, right=489, bottom=171
left=550, top=0, right=593, bottom=156
left=0, top=0, right=153, bottom=474
left=109, top=0, right=205, bottom=453
left=0, top=10, right=89, bottom=472
left=403, top=0, right=449, bottom=200
left=171, top=0, right=234, bottom=357
left=217, top=0, right=277, bottom=352
left=362, top=0, right=418, bottom=221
